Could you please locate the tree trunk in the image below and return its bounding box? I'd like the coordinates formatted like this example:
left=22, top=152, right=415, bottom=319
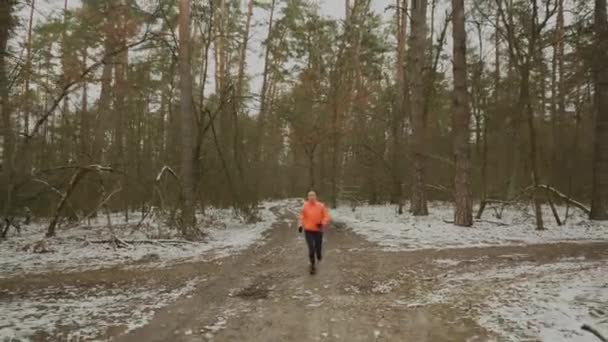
left=1, top=0, right=15, bottom=218
left=114, top=1, right=129, bottom=218
left=235, top=0, right=254, bottom=110
left=80, top=48, right=89, bottom=158
left=47, top=168, right=89, bottom=237
left=550, top=0, right=564, bottom=186
left=590, top=0, right=608, bottom=220
left=253, top=0, right=276, bottom=198
left=391, top=0, right=408, bottom=213
left=231, top=0, right=255, bottom=205
left=451, top=0, right=472, bottom=226
left=23, top=0, right=35, bottom=136
left=179, top=0, right=198, bottom=237
left=92, top=5, right=116, bottom=166
left=409, top=0, right=429, bottom=215
left=526, top=0, right=544, bottom=230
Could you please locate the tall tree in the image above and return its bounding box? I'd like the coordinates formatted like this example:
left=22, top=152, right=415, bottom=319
left=23, top=0, right=35, bottom=136
left=590, top=0, right=608, bottom=220
left=391, top=0, right=408, bottom=213
left=93, top=2, right=115, bottom=165
left=409, top=0, right=429, bottom=215
left=253, top=0, right=276, bottom=198
left=1, top=0, right=15, bottom=219
left=179, top=0, right=198, bottom=237
left=451, top=0, right=472, bottom=226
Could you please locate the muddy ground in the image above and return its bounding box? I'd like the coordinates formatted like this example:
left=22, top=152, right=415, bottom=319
left=2, top=206, right=607, bottom=341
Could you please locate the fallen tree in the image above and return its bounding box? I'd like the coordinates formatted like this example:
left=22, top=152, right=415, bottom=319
left=476, top=184, right=591, bottom=225
left=46, top=165, right=122, bottom=237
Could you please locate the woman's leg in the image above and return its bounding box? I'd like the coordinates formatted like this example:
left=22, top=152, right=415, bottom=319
left=304, top=231, right=315, bottom=265
left=315, top=232, right=323, bottom=261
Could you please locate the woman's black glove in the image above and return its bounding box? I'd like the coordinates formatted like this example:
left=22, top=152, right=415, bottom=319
left=298, top=226, right=303, bottom=233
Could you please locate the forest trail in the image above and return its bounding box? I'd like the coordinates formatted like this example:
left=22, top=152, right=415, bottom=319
left=2, top=204, right=606, bottom=341
left=108, top=205, right=608, bottom=342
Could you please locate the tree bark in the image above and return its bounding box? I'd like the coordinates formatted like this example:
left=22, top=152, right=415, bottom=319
left=526, top=0, right=544, bottom=230
left=590, top=0, right=608, bottom=220
left=451, top=0, right=473, bottom=226
left=47, top=168, right=89, bottom=237
left=252, top=0, right=276, bottom=201
left=550, top=0, right=564, bottom=186
left=23, top=0, right=35, bottom=136
left=93, top=15, right=114, bottom=164
left=409, top=0, right=429, bottom=215
left=1, top=0, right=15, bottom=219
left=80, top=47, right=89, bottom=158
left=179, top=0, right=198, bottom=237
left=391, top=0, right=408, bottom=213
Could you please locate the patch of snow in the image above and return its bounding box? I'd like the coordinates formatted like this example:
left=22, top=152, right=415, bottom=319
left=0, top=201, right=287, bottom=278
left=292, top=287, right=324, bottom=307
left=434, top=259, right=462, bottom=267
left=371, top=279, right=399, bottom=294
left=416, top=260, right=608, bottom=342
left=478, top=265, right=608, bottom=342
left=202, top=307, right=242, bottom=338
left=334, top=202, right=608, bottom=251
left=0, top=278, right=201, bottom=341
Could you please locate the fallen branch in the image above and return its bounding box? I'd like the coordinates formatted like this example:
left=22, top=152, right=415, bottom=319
left=88, top=239, right=195, bottom=245
left=46, top=168, right=89, bottom=237
left=46, top=165, right=121, bottom=237
left=36, top=164, right=122, bottom=175
left=547, top=195, right=563, bottom=226
left=156, top=166, right=180, bottom=184
left=444, top=219, right=507, bottom=226
left=582, top=324, right=607, bottom=342
left=475, top=219, right=508, bottom=226
left=537, top=184, right=591, bottom=215
left=78, top=186, right=123, bottom=225
left=32, top=178, right=80, bottom=220
left=426, top=183, right=451, bottom=194
left=111, top=235, right=132, bottom=249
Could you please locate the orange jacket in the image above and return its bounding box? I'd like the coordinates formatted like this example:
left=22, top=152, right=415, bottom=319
left=300, top=200, right=330, bottom=232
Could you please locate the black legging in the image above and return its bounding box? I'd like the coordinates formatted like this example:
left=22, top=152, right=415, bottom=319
left=305, top=231, right=323, bottom=264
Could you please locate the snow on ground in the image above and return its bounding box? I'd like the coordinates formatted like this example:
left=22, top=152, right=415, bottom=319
left=413, top=260, right=608, bottom=342
left=334, top=202, right=608, bottom=251
left=0, top=278, right=202, bottom=341
left=0, top=201, right=290, bottom=278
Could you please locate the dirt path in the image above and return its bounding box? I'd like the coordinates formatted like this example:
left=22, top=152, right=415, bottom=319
left=2, top=206, right=606, bottom=341
left=112, top=209, right=608, bottom=342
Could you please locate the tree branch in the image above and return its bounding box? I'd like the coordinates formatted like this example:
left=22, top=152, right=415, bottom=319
left=24, top=33, right=152, bottom=141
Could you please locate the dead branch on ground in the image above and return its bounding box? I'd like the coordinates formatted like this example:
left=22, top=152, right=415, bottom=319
left=87, top=238, right=194, bottom=246
left=581, top=324, right=607, bottom=342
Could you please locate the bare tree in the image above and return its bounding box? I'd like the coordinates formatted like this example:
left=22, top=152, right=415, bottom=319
left=409, top=0, right=429, bottom=215
left=496, top=0, right=556, bottom=230
left=391, top=0, right=408, bottom=214
left=1, top=0, right=15, bottom=220
left=93, top=10, right=114, bottom=165
left=253, top=0, right=277, bottom=199
left=590, top=0, right=608, bottom=220
left=451, top=0, right=472, bottom=226
left=179, top=0, right=199, bottom=238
